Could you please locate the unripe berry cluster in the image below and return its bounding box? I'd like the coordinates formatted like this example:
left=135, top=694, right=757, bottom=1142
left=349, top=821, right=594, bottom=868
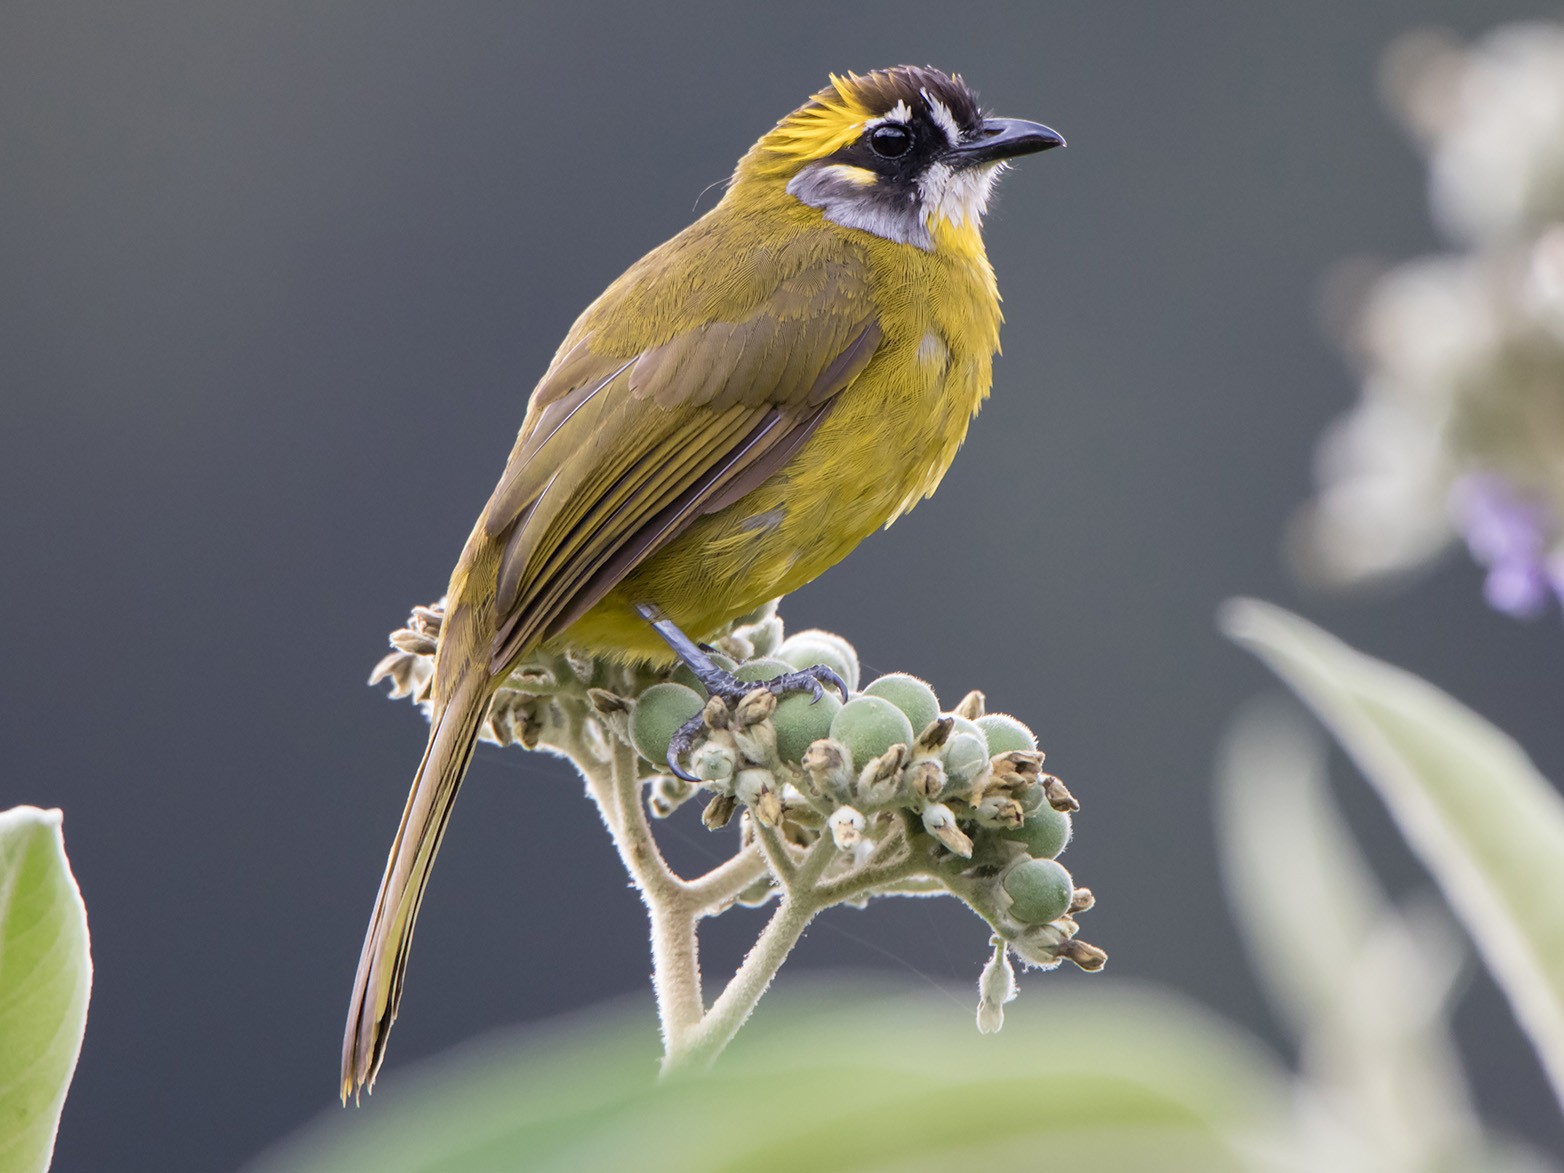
left=373, top=598, right=1104, bottom=1041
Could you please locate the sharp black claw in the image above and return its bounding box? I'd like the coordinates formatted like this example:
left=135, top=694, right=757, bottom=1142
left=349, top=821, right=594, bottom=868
left=666, top=750, right=699, bottom=783
left=781, top=664, right=848, bottom=703
left=665, top=712, right=708, bottom=783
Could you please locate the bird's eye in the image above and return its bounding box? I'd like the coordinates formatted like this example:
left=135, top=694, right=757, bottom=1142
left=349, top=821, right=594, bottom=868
left=868, top=124, right=914, bottom=159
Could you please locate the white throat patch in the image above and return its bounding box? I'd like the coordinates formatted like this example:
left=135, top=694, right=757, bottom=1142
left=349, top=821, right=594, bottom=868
left=787, top=157, right=1003, bottom=250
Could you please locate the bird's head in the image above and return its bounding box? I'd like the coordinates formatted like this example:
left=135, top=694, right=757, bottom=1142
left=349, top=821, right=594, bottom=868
left=735, top=65, right=1063, bottom=251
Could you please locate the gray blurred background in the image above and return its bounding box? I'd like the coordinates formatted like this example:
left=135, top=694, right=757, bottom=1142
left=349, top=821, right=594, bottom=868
left=5, top=2, right=1563, bottom=1168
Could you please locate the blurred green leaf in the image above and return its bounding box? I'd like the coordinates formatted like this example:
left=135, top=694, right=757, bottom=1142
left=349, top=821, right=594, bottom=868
left=0, top=807, right=92, bottom=1173
left=1223, top=599, right=1564, bottom=1115
left=1218, top=704, right=1487, bottom=1168
left=253, top=986, right=1296, bottom=1173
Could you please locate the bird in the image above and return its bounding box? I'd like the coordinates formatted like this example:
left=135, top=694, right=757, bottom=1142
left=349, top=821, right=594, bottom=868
left=343, top=64, right=1063, bottom=1100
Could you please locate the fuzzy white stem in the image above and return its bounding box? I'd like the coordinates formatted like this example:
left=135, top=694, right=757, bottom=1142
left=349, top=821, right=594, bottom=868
left=661, top=836, right=837, bottom=1075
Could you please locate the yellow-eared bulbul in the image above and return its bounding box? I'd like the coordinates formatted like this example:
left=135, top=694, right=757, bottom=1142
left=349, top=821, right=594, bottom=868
left=343, top=65, right=1063, bottom=1099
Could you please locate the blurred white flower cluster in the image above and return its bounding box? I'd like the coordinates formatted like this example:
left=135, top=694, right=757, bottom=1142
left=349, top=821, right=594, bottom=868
left=1294, top=22, right=1564, bottom=617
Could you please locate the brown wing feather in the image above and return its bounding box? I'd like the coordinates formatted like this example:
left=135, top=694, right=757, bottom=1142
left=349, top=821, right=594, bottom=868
left=479, top=260, right=880, bottom=675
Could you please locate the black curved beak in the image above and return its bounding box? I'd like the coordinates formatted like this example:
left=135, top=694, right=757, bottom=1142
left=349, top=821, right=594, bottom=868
left=950, top=118, right=1065, bottom=167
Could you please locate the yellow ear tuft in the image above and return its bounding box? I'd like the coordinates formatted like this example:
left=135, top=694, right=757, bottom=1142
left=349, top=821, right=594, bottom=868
left=744, top=73, right=877, bottom=177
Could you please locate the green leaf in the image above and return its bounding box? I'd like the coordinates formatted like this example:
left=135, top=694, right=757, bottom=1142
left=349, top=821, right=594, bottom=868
left=251, top=987, right=1296, bottom=1173
left=0, top=807, right=92, bottom=1173
left=1217, top=703, right=1488, bottom=1167
left=1222, top=599, right=1564, bottom=1114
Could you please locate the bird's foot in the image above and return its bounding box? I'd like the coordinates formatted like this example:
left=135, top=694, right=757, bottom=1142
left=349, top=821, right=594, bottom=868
left=663, top=663, right=848, bottom=781
left=634, top=602, right=849, bottom=781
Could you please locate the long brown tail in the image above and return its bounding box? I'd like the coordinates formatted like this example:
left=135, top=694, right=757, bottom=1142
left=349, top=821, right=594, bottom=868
left=341, top=669, right=492, bottom=1102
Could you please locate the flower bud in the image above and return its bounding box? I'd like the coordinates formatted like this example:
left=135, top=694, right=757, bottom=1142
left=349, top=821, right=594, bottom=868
left=1008, top=922, right=1068, bottom=969
left=976, top=713, right=1040, bottom=757
left=976, top=939, right=1016, bottom=1035
left=691, top=741, right=735, bottom=783
left=730, top=690, right=779, bottom=764
left=830, top=696, right=915, bottom=774
left=941, top=732, right=989, bottom=789
left=755, top=786, right=783, bottom=828
left=827, top=805, right=866, bottom=849
left=771, top=690, right=843, bottom=764
left=649, top=775, right=696, bottom=819
left=1069, top=886, right=1095, bottom=914
left=1001, top=858, right=1074, bottom=925
left=856, top=744, right=908, bottom=806
left=629, top=683, right=706, bottom=767
left=744, top=615, right=785, bottom=659
left=862, top=673, right=941, bottom=735
left=921, top=802, right=974, bottom=857
left=800, top=738, right=853, bottom=798
left=733, top=767, right=772, bottom=806
left=777, top=630, right=861, bottom=693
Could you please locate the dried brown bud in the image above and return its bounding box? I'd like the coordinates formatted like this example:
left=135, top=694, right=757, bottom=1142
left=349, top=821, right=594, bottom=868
left=974, top=794, right=1024, bottom=829
left=904, top=758, right=946, bottom=801
left=1042, top=774, right=1079, bottom=813
left=755, top=788, right=784, bottom=828
left=922, top=802, right=974, bottom=857
left=732, top=687, right=777, bottom=729
left=987, top=751, right=1045, bottom=792
left=1057, top=938, right=1108, bottom=972
left=588, top=688, right=630, bottom=714
left=857, top=744, right=909, bottom=805
left=801, top=739, right=852, bottom=798
left=701, top=694, right=731, bottom=731
left=1068, top=886, right=1095, bottom=914
left=914, top=716, right=955, bottom=753
left=702, top=794, right=737, bottom=829
left=953, top=690, right=986, bottom=720
left=388, top=628, right=438, bottom=656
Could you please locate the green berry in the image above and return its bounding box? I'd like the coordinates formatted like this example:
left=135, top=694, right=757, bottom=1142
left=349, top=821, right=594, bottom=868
left=977, top=713, right=1038, bottom=756
left=862, top=673, right=940, bottom=735
left=777, top=630, right=861, bottom=693
left=829, top=696, right=914, bottom=773
left=941, top=732, right=989, bottom=787
left=772, top=690, right=843, bottom=764
left=1002, top=858, right=1074, bottom=925
left=733, top=657, right=794, bottom=684
left=670, top=652, right=737, bottom=694
left=1001, top=805, right=1073, bottom=860
left=630, top=683, right=706, bottom=766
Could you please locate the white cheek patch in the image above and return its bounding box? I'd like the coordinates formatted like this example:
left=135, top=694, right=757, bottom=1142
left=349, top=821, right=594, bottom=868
left=787, top=160, right=932, bottom=249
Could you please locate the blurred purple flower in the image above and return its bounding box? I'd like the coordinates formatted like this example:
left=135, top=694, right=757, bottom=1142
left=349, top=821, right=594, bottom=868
left=1451, top=473, right=1558, bottom=617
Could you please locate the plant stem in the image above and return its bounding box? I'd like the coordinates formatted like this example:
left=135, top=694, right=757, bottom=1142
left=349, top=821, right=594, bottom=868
left=661, top=836, right=837, bottom=1075
left=592, top=739, right=705, bottom=1050
left=687, top=842, right=769, bottom=907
